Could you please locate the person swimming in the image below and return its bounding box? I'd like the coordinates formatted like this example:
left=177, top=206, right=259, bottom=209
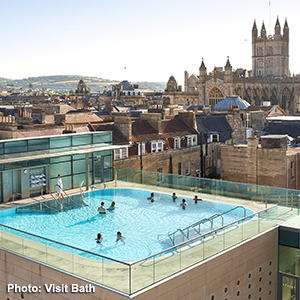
left=107, top=201, right=117, bottom=211
left=180, top=199, right=188, bottom=210
left=95, top=233, right=103, bottom=247
left=115, top=231, right=125, bottom=245
left=147, top=193, right=155, bottom=203
left=193, top=195, right=202, bottom=204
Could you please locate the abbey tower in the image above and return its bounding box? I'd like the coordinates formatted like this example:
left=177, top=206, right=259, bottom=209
left=252, top=17, right=290, bottom=78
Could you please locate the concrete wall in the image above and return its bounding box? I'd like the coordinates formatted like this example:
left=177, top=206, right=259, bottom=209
left=1, top=228, right=278, bottom=300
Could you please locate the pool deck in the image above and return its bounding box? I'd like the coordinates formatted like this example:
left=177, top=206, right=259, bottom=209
left=0, top=180, right=298, bottom=295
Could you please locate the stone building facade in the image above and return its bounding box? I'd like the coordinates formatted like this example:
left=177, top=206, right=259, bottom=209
left=181, top=18, right=300, bottom=115
left=221, top=135, right=300, bottom=189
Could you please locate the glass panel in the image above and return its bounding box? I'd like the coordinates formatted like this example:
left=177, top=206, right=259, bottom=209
left=104, top=168, right=113, bottom=182
left=73, top=173, right=86, bottom=189
left=131, top=257, right=154, bottom=293
left=93, top=132, right=112, bottom=144
left=50, top=136, right=72, bottom=149
left=28, top=159, right=49, bottom=167
left=50, top=161, right=72, bottom=178
left=72, top=134, right=92, bottom=146
left=73, top=253, right=103, bottom=284
left=279, top=245, right=300, bottom=277
left=103, top=155, right=112, bottom=169
left=154, top=248, right=180, bottom=282
left=73, top=153, right=85, bottom=160
left=5, top=161, right=27, bottom=170
left=50, top=155, right=71, bottom=164
left=102, top=258, right=129, bottom=294
left=282, top=275, right=297, bottom=300
left=180, top=237, right=204, bottom=270
left=73, top=159, right=85, bottom=174
left=4, top=140, right=27, bottom=154
left=28, top=138, right=50, bottom=151
left=0, top=143, right=3, bottom=155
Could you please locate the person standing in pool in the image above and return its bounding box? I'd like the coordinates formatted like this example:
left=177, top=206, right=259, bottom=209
left=172, top=192, right=178, bottom=202
left=98, top=202, right=107, bottom=214
left=107, top=201, right=117, bottom=211
left=180, top=199, right=188, bottom=210
left=116, top=231, right=125, bottom=244
left=147, top=193, right=155, bottom=203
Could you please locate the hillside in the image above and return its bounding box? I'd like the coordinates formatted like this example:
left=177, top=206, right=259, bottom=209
left=0, top=75, right=166, bottom=92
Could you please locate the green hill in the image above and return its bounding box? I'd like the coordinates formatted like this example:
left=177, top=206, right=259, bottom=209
left=0, top=75, right=166, bottom=92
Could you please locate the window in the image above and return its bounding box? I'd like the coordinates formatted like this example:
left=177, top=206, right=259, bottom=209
left=206, top=157, right=209, bottom=168
left=151, top=141, right=164, bottom=153
left=114, top=148, right=128, bottom=160
left=187, top=135, right=197, bottom=146
left=157, top=168, right=163, bottom=183
left=178, top=162, right=182, bottom=175
left=291, top=162, right=295, bottom=178
left=185, top=161, right=190, bottom=175
left=207, top=134, right=219, bottom=143
left=137, top=143, right=145, bottom=155
left=174, top=137, right=181, bottom=149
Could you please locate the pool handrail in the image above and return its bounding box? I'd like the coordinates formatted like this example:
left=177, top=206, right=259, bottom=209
left=15, top=193, right=51, bottom=208
left=167, top=205, right=247, bottom=245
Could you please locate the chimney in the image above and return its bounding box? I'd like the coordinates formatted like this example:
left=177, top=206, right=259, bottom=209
left=140, top=113, right=162, bottom=134
left=32, top=108, right=45, bottom=124
left=63, top=124, right=76, bottom=134
left=0, top=116, right=18, bottom=139
left=177, top=111, right=197, bottom=130
left=113, top=112, right=132, bottom=141
left=54, top=113, right=65, bottom=125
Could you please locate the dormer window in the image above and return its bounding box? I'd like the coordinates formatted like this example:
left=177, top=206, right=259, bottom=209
left=174, top=137, right=181, bottom=149
left=207, top=134, right=219, bottom=143
left=151, top=141, right=164, bottom=153
left=114, top=147, right=128, bottom=160
left=138, top=143, right=146, bottom=155
left=186, top=135, right=197, bottom=146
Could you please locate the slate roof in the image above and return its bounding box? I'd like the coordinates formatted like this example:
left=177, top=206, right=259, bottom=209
left=162, top=118, right=198, bottom=138
left=131, top=119, right=161, bottom=143
left=196, top=116, right=233, bottom=142
left=267, top=120, right=300, bottom=139
left=212, top=96, right=250, bottom=111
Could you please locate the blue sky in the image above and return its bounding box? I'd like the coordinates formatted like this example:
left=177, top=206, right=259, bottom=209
left=0, top=0, right=299, bottom=84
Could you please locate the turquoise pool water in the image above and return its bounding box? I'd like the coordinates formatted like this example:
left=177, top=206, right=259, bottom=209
left=0, top=188, right=253, bottom=262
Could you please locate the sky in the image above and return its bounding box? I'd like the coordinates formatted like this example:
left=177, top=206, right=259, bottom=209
left=0, top=0, right=299, bottom=84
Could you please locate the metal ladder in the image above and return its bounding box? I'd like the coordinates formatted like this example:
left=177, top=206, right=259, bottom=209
left=164, top=205, right=247, bottom=245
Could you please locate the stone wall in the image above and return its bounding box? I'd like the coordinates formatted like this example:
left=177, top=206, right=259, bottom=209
left=221, top=138, right=298, bottom=188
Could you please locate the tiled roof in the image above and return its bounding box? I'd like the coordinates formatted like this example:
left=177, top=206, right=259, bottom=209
left=132, top=119, right=161, bottom=143
left=162, top=119, right=197, bottom=138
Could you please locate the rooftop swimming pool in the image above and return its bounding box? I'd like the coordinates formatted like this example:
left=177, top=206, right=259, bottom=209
left=0, top=188, right=253, bottom=262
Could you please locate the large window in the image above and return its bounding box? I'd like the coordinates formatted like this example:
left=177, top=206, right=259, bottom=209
left=185, top=161, right=190, bottom=175
left=178, top=162, right=182, bottom=175
left=208, top=87, right=224, bottom=106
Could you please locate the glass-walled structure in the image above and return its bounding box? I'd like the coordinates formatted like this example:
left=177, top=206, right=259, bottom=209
left=0, top=132, right=119, bottom=202
left=279, top=227, right=300, bottom=300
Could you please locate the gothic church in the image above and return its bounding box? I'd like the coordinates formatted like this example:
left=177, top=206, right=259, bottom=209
left=169, top=17, right=300, bottom=115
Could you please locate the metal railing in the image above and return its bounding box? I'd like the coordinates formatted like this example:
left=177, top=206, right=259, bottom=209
left=166, top=205, right=247, bottom=245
